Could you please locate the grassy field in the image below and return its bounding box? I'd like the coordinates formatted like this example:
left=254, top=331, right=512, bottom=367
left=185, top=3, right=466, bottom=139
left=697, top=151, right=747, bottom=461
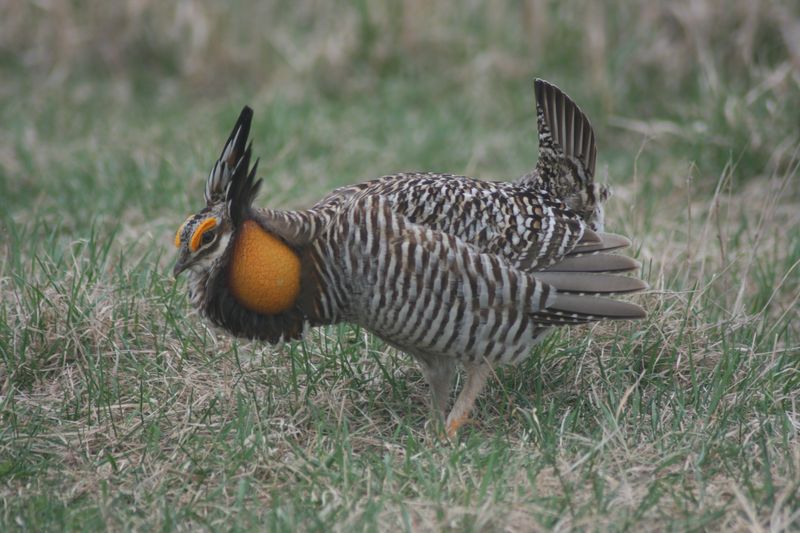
left=1, top=1, right=799, bottom=530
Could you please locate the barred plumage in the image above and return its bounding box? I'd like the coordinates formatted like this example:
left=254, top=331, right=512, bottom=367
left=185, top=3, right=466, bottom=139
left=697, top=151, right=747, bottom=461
left=173, top=79, right=646, bottom=436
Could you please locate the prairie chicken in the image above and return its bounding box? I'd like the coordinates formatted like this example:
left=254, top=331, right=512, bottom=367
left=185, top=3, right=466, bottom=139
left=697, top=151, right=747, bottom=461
left=173, top=79, right=646, bottom=436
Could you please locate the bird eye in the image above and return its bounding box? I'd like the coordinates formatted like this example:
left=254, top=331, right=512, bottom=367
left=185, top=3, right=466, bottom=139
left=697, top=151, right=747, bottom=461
left=189, top=217, right=218, bottom=252
left=201, top=230, right=215, bottom=245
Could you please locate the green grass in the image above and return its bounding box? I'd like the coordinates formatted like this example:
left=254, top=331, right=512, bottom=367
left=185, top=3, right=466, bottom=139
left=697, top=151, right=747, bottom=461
left=1, top=1, right=799, bottom=530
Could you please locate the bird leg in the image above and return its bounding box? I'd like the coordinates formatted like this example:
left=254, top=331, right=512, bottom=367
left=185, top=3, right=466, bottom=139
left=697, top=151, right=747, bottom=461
left=420, top=358, right=456, bottom=424
left=445, top=362, right=492, bottom=438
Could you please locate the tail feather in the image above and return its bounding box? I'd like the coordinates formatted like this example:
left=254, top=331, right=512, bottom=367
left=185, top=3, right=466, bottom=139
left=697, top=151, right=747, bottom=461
left=515, top=80, right=646, bottom=326
left=543, top=294, right=646, bottom=321
left=519, top=79, right=608, bottom=230
left=535, top=272, right=647, bottom=294
left=569, top=232, right=631, bottom=255
left=533, top=225, right=647, bottom=323
left=534, top=78, right=597, bottom=181
left=544, top=254, right=640, bottom=273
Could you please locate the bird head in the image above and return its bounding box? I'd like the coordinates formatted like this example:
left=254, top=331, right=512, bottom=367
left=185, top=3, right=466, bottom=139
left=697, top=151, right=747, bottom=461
left=173, top=106, right=262, bottom=278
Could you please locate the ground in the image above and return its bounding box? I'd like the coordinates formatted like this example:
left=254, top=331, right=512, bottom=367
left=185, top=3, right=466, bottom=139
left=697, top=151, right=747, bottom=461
left=1, top=1, right=799, bottom=531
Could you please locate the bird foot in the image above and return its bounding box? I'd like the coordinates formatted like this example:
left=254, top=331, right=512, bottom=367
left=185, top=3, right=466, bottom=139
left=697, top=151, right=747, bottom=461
left=445, top=414, right=473, bottom=439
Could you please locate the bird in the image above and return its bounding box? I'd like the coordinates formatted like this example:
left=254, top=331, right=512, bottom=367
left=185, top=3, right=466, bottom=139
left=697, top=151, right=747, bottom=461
left=173, top=79, right=646, bottom=437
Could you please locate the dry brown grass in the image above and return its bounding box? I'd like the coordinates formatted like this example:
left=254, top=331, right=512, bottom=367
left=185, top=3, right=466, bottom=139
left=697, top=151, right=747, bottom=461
left=1, top=0, right=799, bottom=531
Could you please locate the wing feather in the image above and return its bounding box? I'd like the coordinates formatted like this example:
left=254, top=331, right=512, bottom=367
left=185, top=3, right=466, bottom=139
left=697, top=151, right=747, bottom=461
left=340, top=196, right=645, bottom=332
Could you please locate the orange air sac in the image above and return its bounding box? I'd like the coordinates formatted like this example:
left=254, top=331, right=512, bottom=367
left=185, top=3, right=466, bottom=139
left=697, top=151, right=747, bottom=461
left=228, top=220, right=301, bottom=315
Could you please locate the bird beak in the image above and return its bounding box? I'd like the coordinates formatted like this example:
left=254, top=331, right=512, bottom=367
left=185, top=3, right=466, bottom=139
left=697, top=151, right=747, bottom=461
left=173, top=255, right=190, bottom=278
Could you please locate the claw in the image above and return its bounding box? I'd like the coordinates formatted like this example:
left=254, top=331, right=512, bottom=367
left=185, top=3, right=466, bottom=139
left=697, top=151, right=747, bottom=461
left=445, top=414, right=472, bottom=438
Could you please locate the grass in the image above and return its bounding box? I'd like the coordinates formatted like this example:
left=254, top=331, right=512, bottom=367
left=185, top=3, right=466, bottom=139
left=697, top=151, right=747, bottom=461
left=1, top=1, right=799, bottom=530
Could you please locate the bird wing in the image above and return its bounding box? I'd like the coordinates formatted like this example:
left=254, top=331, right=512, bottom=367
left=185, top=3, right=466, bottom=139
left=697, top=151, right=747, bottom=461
left=332, top=195, right=644, bottom=357
left=314, top=173, right=593, bottom=273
